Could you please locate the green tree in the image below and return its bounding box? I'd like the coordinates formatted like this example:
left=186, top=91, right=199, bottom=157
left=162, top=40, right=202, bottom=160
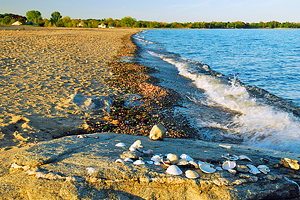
left=62, top=16, right=71, bottom=27
left=26, top=10, right=42, bottom=24
left=50, top=11, right=62, bottom=25
left=120, top=16, right=136, bottom=27
left=2, top=16, right=12, bottom=24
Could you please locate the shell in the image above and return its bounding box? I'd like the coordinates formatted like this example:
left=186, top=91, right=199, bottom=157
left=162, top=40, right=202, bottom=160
left=115, top=159, right=125, bottom=164
left=177, top=159, right=189, bottom=166
left=167, top=153, right=179, bottom=165
left=124, top=158, right=133, bottom=162
left=222, top=153, right=239, bottom=161
left=257, top=165, right=270, bottom=174
left=166, top=165, right=182, bottom=175
left=188, top=161, right=199, bottom=168
left=219, top=144, right=231, bottom=149
left=279, top=158, right=300, bottom=170
left=247, top=164, right=261, bottom=175
left=146, top=161, right=154, bottom=165
left=133, top=160, right=145, bottom=165
left=77, top=135, right=84, bottom=138
left=199, top=163, right=216, bottom=173
left=154, top=161, right=160, bottom=165
left=180, top=154, right=194, bottom=162
left=239, top=155, right=252, bottom=162
left=86, top=167, right=96, bottom=175
left=115, top=142, right=126, bottom=147
left=185, top=170, right=199, bottom=179
left=129, top=140, right=143, bottom=151
left=151, top=155, right=162, bottom=162
left=222, top=161, right=236, bottom=170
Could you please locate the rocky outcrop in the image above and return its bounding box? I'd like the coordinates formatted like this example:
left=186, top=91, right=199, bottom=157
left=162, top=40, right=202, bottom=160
left=1, top=132, right=300, bottom=199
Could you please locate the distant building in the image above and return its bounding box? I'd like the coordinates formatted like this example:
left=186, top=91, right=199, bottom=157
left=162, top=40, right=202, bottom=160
left=78, top=22, right=84, bottom=27
left=12, top=21, right=22, bottom=25
left=98, top=23, right=108, bottom=28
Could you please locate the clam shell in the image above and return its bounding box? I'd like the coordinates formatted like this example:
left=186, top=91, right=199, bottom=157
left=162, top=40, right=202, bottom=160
left=151, top=155, right=162, bottom=162
left=115, top=159, right=125, bottom=164
left=129, top=140, right=143, bottom=151
left=222, top=161, right=236, bottom=170
left=133, top=160, right=145, bottom=165
left=222, top=153, right=239, bottom=161
left=247, top=164, right=261, bottom=175
left=115, top=142, right=126, bottom=147
left=199, top=163, right=216, bottom=173
left=166, top=165, right=182, bottom=175
left=124, top=158, right=133, bottom=162
left=185, top=170, right=199, bottom=179
left=177, top=159, right=189, bottom=166
left=167, top=153, right=179, bottom=165
left=257, top=165, right=270, bottom=174
left=188, top=161, right=199, bottom=168
left=239, top=155, right=252, bottom=162
left=180, top=154, right=194, bottom=162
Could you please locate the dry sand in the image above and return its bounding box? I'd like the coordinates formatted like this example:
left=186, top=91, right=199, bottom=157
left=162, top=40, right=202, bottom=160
left=0, top=26, right=138, bottom=151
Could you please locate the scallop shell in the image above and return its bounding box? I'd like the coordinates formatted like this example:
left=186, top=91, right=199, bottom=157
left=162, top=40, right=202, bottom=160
left=115, top=159, right=125, bottom=164
left=167, top=153, right=179, bottom=165
left=239, top=155, right=252, bottom=162
left=222, top=161, right=236, bottom=170
left=180, top=154, right=194, bottom=162
left=115, top=142, right=126, bottom=147
left=166, top=165, right=182, bottom=175
left=185, top=170, right=199, bottom=179
left=257, top=165, right=270, bottom=174
left=247, top=164, right=261, bottom=175
left=133, top=160, right=145, bottom=165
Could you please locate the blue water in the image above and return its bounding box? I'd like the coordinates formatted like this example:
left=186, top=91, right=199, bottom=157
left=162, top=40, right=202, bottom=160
left=133, top=29, right=300, bottom=153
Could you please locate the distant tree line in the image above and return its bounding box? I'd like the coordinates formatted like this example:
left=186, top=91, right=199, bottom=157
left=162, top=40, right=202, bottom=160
left=1, top=11, right=300, bottom=29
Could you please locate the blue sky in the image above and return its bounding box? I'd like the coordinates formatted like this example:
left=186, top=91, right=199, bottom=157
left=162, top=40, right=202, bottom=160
left=1, top=0, right=299, bottom=23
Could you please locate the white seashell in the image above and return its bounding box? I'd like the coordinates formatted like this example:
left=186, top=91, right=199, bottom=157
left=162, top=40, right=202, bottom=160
left=219, top=144, right=231, bottom=149
left=124, top=158, right=133, bottom=162
left=222, top=161, right=236, bottom=170
left=177, top=159, right=189, bottom=166
left=154, top=161, right=160, bottom=165
left=115, top=142, right=126, bottom=147
left=77, top=135, right=84, bottom=138
left=129, top=140, right=143, bottom=151
left=185, top=170, right=199, bottom=179
left=146, top=161, right=154, bottom=164
left=239, top=155, right=252, bottom=162
left=247, top=164, right=261, bottom=175
left=166, top=165, right=182, bottom=175
left=180, top=154, right=194, bottom=162
left=115, top=159, right=125, bottom=164
left=188, top=161, right=199, bottom=168
left=151, top=155, right=162, bottom=162
left=222, top=153, right=239, bottom=161
left=167, top=153, right=179, bottom=165
left=200, top=163, right=216, bottom=173
left=257, top=165, right=270, bottom=174
left=86, top=167, right=96, bottom=175
left=133, top=160, right=145, bottom=165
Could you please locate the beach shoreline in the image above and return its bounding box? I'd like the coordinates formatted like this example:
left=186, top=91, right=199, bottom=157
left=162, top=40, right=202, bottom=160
left=0, top=26, right=138, bottom=150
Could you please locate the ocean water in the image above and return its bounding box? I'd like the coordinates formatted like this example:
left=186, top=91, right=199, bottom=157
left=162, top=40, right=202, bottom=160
left=132, top=29, right=300, bottom=153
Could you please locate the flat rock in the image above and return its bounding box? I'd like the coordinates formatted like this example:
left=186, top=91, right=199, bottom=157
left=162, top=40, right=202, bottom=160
left=1, top=132, right=300, bottom=199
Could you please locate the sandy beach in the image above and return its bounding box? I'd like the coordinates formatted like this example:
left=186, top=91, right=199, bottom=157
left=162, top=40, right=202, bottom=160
left=0, top=26, right=138, bottom=150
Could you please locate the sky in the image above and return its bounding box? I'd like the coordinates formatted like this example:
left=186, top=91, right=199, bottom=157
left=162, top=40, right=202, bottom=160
left=1, top=0, right=300, bottom=23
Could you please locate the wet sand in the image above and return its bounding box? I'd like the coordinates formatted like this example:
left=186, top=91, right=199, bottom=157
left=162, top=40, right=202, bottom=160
left=0, top=26, right=138, bottom=150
